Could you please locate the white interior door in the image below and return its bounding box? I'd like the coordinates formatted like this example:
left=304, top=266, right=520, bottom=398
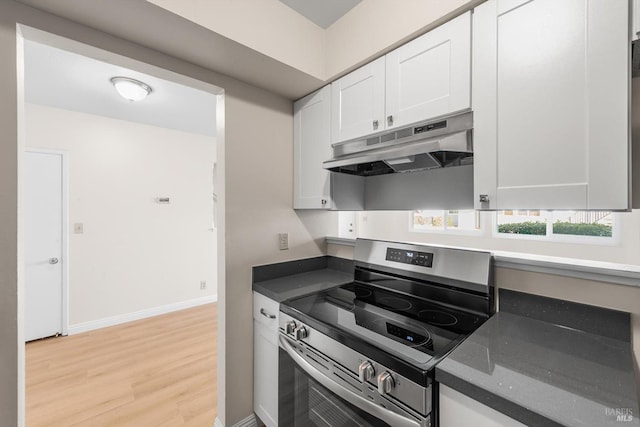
left=24, top=150, right=65, bottom=341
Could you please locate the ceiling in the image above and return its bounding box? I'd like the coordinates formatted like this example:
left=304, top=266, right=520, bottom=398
left=279, top=0, right=362, bottom=28
left=16, top=0, right=326, bottom=99
left=24, top=39, right=217, bottom=137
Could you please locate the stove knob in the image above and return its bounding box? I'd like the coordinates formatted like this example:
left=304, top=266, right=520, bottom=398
left=285, top=320, right=297, bottom=335
left=358, top=361, right=375, bottom=383
left=294, top=326, right=308, bottom=340
left=377, top=372, right=395, bottom=395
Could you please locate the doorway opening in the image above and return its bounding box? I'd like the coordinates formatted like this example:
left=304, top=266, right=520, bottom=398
left=18, top=25, right=224, bottom=425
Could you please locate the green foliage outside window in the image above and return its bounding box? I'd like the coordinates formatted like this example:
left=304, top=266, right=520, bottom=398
left=497, top=221, right=612, bottom=237
left=497, top=221, right=546, bottom=235
left=552, top=222, right=612, bottom=237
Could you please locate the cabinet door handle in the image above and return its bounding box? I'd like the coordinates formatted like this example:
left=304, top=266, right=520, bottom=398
left=387, top=115, right=393, bottom=126
left=321, top=199, right=327, bottom=205
left=372, top=120, right=379, bottom=130
left=479, top=194, right=490, bottom=203
left=260, top=308, right=276, bottom=319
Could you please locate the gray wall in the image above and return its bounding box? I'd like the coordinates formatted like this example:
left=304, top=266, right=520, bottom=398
left=0, top=2, right=334, bottom=425
left=0, top=4, right=21, bottom=424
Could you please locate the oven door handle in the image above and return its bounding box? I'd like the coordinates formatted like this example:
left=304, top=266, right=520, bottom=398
left=279, top=335, right=421, bottom=427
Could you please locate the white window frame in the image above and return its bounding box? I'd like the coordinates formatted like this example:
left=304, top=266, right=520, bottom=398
left=410, top=210, right=483, bottom=236
left=493, top=211, right=620, bottom=246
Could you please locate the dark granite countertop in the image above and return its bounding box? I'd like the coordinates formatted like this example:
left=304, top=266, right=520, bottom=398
left=252, top=256, right=353, bottom=302
left=436, top=290, right=640, bottom=427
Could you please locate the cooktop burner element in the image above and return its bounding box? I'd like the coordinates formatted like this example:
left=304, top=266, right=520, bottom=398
left=376, top=296, right=413, bottom=311
left=348, top=282, right=483, bottom=335
left=354, top=287, right=372, bottom=298
left=419, top=310, right=458, bottom=327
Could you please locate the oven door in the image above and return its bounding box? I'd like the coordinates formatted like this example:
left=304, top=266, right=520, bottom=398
left=278, top=335, right=428, bottom=427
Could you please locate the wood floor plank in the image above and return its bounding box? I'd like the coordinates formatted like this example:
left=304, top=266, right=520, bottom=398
left=26, top=303, right=218, bottom=427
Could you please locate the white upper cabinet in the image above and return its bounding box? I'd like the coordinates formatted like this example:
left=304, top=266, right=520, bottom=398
left=331, top=57, right=386, bottom=144
left=386, top=11, right=471, bottom=130
left=331, top=12, right=472, bottom=144
left=473, top=0, right=630, bottom=210
left=294, top=85, right=332, bottom=209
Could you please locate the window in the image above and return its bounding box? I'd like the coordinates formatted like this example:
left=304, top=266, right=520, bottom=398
left=495, top=210, right=615, bottom=242
left=496, top=210, right=546, bottom=235
left=412, top=210, right=480, bottom=233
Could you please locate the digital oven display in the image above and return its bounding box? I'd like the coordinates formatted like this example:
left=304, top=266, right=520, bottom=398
left=385, top=247, right=433, bottom=268
left=386, top=323, right=426, bottom=345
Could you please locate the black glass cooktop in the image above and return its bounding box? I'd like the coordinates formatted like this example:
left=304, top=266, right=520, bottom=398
left=283, top=282, right=488, bottom=368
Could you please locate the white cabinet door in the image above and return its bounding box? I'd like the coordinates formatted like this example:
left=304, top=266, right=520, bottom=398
left=386, top=11, right=471, bottom=129
left=254, top=321, right=278, bottom=427
left=439, top=384, right=526, bottom=427
left=294, top=86, right=332, bottom=209
left=253, top=292, right=279, bottom=427
left=331, top=57, right=386, bottom=143
left=473, top=0, right=630, bottom=210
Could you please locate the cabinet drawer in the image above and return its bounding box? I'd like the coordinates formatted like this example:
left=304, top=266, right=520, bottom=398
left=253, top=292, right=279, bottom=328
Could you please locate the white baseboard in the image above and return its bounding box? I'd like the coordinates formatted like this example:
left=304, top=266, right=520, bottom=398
left=234, top=414, right=257, bottom=427
left=214, top=414, right=258, bottom=427
left=68, top=294, right=218, bottom=335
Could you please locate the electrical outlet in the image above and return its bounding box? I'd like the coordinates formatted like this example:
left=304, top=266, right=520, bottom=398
left=279, top=233, right=289, bottom=250
left=200, top=280, right=207, bottom=290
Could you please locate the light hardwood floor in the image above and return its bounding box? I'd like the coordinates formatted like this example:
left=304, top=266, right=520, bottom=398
left=26, top=303, right=218, bottom=427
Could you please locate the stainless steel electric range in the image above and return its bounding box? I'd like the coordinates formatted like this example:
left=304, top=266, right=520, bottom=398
left=278, top=239, right=494, bottom=427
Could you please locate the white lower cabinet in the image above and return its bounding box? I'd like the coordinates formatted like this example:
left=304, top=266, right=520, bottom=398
left=439, top=384, right=526, bottom=427
left=253, top=292, right=279, bottom=427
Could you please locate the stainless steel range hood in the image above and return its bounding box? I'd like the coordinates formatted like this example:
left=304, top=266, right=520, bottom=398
left=325, top=111, right=475, bottom=211
left=324, top=111, right=473, bottom=176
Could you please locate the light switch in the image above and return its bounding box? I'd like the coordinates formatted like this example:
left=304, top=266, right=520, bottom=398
left=279, top=233, right=289, bottom=250
left=74, top=223, right=84, bottom=234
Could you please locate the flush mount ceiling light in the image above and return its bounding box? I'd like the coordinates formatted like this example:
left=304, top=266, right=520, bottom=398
left=110, top=77, right=152, bottom=102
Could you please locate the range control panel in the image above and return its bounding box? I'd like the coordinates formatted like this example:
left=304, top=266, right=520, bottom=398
left=385, top=247, right=433, bottom=268
left=386, top=322, right=428, bottom=345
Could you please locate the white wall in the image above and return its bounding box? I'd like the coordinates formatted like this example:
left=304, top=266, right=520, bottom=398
left=357, top=210, right=640, bottom=265
left=25, top=103, right=217, bottom=326
left=145, top=0, right=479, bottom=84
left=324, top=0, right=476, bottom=78
left=146, top=0, right=326, bottom=79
